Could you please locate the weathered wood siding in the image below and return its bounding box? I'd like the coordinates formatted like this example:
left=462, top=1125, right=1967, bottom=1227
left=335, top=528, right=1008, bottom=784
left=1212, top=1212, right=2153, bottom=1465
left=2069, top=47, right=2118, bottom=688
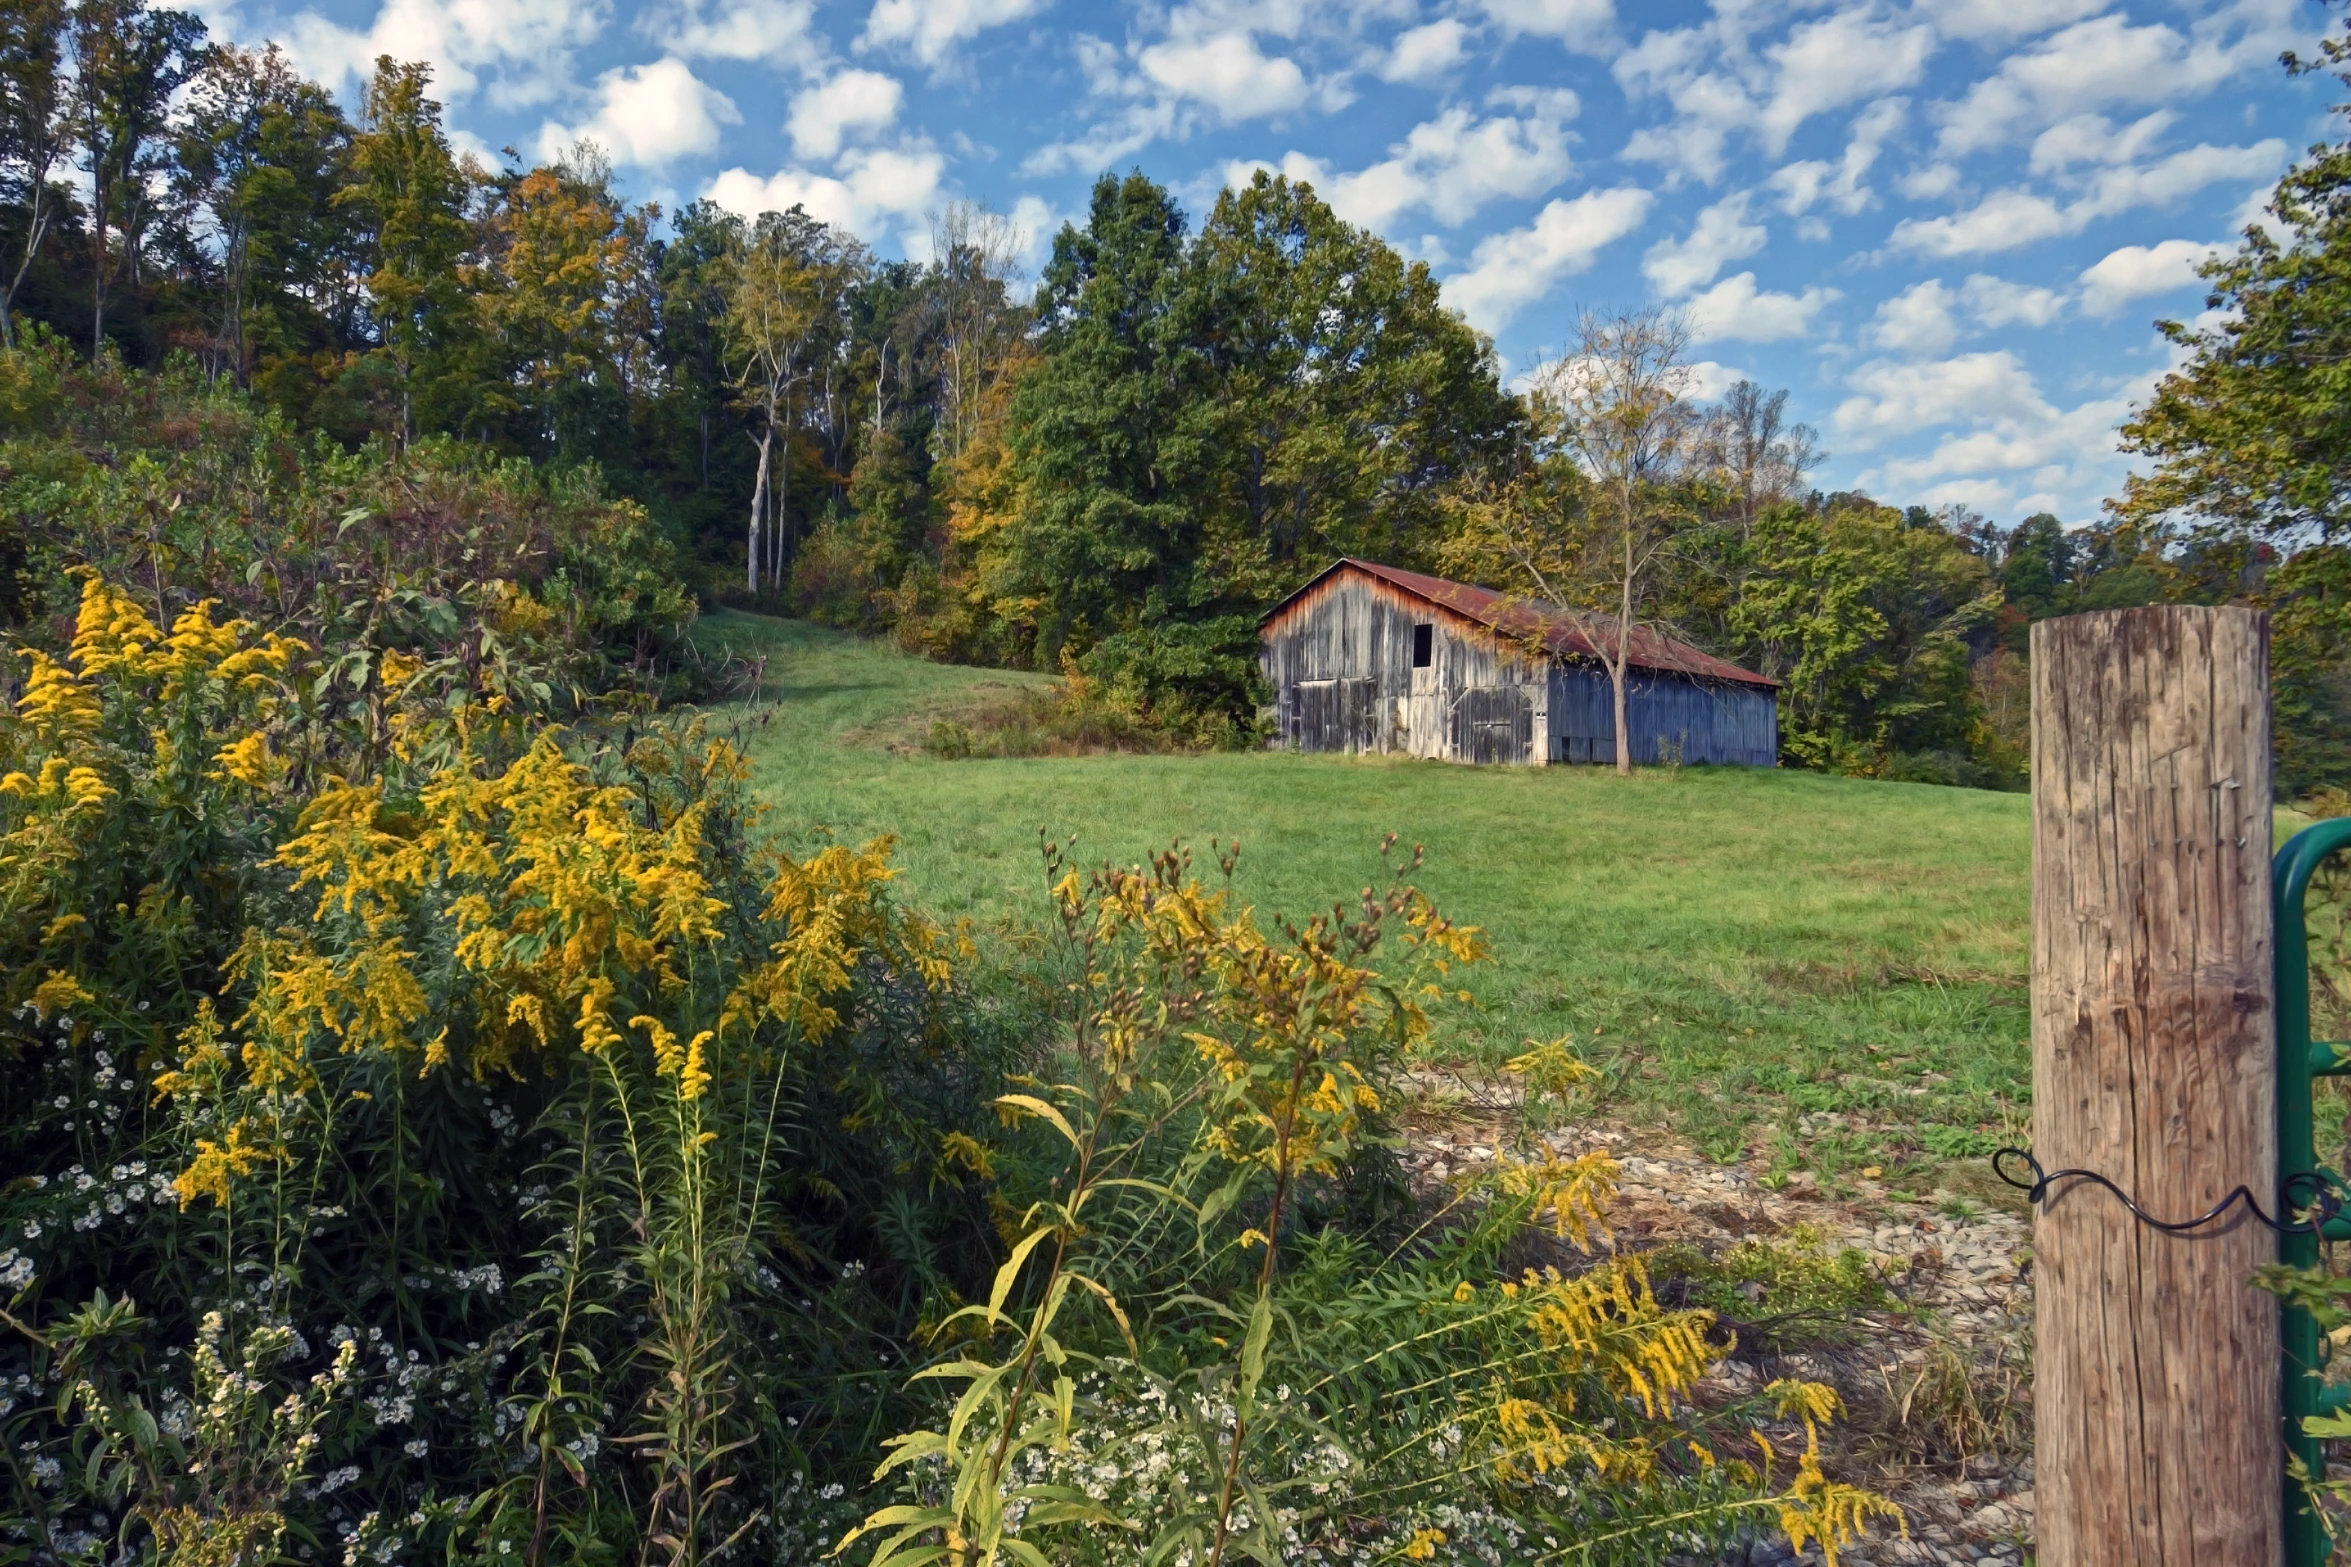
left=1260, top=574, right=1548, bottom=764
left=1546, top=665, right=1778, bottom=766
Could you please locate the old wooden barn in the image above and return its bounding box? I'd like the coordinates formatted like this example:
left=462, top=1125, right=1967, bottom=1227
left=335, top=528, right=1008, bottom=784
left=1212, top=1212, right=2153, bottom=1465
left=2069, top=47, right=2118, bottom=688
left=1259, top=559, right=1780, bottom=766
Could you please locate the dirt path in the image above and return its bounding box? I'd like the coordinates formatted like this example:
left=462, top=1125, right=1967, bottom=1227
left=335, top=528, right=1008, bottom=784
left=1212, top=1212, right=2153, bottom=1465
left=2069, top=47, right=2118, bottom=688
left=1401, top=1071, right=2034, bottom=1567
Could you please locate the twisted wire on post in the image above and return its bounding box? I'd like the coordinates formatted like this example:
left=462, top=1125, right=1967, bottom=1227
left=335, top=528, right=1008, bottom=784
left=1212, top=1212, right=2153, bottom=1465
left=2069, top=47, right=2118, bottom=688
left=1992, top=1147, right=2344, bottom=1236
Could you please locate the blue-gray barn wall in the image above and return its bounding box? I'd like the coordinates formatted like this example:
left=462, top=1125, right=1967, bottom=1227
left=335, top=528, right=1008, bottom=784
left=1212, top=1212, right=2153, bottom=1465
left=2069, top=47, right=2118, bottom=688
left=1545, top=665, right=1778, bottom=767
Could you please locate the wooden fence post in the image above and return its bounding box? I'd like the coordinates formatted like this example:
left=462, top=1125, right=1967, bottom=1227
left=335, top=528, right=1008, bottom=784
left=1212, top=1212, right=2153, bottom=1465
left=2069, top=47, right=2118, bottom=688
left=2032, top=606, right=2278, bottom=1566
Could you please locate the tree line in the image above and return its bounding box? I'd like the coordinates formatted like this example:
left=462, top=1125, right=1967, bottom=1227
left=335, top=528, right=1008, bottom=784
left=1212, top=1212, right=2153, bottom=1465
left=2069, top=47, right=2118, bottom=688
left=1, top=0, right=2344, bottom=794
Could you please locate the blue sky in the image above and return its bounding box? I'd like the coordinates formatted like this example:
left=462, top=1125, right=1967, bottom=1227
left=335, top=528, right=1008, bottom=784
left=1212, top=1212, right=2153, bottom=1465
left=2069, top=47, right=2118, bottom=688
left=182, top=0, right=2340, bottom=526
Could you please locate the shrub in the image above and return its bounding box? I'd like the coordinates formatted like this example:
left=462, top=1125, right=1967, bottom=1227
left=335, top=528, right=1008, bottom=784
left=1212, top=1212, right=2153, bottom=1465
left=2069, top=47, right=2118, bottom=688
left=790, top=514, right=891, bottom=631
left=0, top=340, right=700, bottom=710
left=1075, top=616, right=1268, bottom=749
left=1883, top=750, right=2003, bottom=791
left=921, top=659, right=1251, bottom=760
left=921, top=677, right=1174, bottom=759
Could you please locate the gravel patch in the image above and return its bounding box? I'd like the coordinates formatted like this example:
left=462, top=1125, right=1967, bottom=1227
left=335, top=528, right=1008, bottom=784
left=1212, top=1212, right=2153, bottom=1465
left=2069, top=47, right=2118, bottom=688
left=1399, top=1069, right=2033, bottom=1567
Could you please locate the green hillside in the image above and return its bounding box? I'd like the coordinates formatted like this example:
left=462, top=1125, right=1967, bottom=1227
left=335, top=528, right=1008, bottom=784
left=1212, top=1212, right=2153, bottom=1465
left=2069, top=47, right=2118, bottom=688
left=710, top=612, right=2038, bottom=1187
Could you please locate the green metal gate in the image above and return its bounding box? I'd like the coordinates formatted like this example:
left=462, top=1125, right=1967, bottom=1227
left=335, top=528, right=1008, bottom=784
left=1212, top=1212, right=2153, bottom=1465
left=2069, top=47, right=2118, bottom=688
left=2278, top=818, right=2351, bottom=1565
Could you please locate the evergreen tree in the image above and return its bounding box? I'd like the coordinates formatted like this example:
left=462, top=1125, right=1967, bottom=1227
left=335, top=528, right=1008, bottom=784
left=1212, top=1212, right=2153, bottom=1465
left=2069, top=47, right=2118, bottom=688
left=994, top=171, right=1197, bottom=659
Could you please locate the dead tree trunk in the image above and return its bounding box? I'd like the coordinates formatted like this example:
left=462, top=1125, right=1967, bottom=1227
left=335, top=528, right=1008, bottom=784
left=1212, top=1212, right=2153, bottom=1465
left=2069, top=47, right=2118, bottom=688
left=746, top=423, right=772, bottom=595
left=2031, top=605, right=2278, bottom=1567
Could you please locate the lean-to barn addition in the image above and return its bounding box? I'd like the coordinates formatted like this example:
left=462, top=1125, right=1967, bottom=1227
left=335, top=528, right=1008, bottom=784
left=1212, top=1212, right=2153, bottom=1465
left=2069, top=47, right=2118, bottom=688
left=1259, top=559, right=1780, bottom=766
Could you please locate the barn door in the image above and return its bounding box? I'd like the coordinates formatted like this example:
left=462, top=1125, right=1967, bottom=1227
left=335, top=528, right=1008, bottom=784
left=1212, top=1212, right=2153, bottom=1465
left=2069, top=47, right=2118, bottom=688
left=1343, top=677, right=1378, bottom=751
left=1293, top=680, right=1333, bottom=750
left=1291, top=679, right=1382, bottom=752
left=1457, top=687, right=1532, bottom=763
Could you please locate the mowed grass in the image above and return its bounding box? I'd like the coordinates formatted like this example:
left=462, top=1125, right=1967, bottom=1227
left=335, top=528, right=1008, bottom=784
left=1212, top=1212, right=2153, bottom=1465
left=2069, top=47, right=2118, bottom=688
left=703, top=612, right=2034, bottom=1190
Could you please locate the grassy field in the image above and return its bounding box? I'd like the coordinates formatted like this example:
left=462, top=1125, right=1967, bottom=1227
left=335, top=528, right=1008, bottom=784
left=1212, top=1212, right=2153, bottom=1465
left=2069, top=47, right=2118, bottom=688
left=704, top=612, right=2036, bottom=1193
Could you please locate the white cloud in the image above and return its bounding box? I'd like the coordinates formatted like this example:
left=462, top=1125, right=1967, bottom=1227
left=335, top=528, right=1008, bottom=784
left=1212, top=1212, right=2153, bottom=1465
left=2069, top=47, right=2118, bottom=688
left=1444, top=184, right=1653, bottom=331
left=1835, top=350, right=2052, bottom=446
left=1891, top=139, right=2286, bottom=257
left=1261, top=98, right=1576, bottom=232
left=1381, top=18, right=1469, bottom=82
left=1893, top=189, right=2069, bottom=257
left=1837, top=351, right=2158, bottom=506
left=1641, top=192, right=1763, bottom=298
left=2086, top=138, right=2287, bottom=212
left=1757, top=11, right=1932, bottom=155
left=539, top=58, right=739, bottom=169
left=2078, top=239, right=2220, bottom=316
left=2028, top=110, right=2176, bottom=175
left=788, top=69, right=904, bottom=160
left=1615, top=9, right=1924, bottom=183
left=1866, top=280, right=1959, bottom=358
left=280, top=0, right=603, bottom=107
left=1138, top=30, right=1313, bottom=121
left=1073, top=32, right=1126, bottom=96
left=1770, top=96, right=1904, bottom=218
left=1224, top=150, right=1319, bottom=191
left=650, top=0, right=817, bottom=64
left=176, top=0, right=245, bottom=30
left=1897, top=163, right=1961, bottom=201
left=860, top=0, right=1047, bottom=68
left=1006, top=193, right=1064, bottom=269
left=1022, top=100, right=1181, bottom=176
left=1684, top=358, right=1748, bottom=400
left=1620, top=111, right=1740, bottom=187
left=1865, top=273, right=2072, bottom=357
left=1872, top=384, right=2140, bottom=489
left=1028, top=17, right=1315, bottom=174
left=706, top=141, right=945, bottom=239
left=1027, top=5, right=1364, bottom=173
left=1929, top=0, right=2107, bottom=44
left=1487, top=83, right=1580, bottom=119
left=1478, top=0, right=1615, bottom=51
left=2226, top=178, right=2286, bottom=244
left=1896, top=474, right=2042, bottom=514
left=1934, top=12, right=2289, bottom=157
left=1683, top=272, right=1837, bottom=343
left=1613, top=27, right=1751, bottom=184
left=1961, top=273, right=2065, bottom=328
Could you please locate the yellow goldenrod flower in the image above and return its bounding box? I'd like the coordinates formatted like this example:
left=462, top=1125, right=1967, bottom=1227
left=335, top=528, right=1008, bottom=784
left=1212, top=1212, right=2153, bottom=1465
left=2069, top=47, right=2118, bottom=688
left=29, top=969, right=91, bottom=1019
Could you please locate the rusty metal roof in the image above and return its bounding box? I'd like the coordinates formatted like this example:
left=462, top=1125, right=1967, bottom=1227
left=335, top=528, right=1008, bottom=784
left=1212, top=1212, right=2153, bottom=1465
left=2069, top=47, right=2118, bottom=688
left=1263, top=558, right=1781, bottom=689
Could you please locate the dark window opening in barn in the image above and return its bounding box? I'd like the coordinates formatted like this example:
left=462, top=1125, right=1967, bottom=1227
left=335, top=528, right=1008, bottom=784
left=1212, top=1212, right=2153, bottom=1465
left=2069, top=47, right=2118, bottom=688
left=1412, top=623, right=1433, bottom=667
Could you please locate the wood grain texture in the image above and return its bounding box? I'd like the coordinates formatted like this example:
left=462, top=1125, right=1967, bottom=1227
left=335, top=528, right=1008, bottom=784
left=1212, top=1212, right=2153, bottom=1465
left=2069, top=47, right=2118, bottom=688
left=2031, top=606, right=2278, bottom=1567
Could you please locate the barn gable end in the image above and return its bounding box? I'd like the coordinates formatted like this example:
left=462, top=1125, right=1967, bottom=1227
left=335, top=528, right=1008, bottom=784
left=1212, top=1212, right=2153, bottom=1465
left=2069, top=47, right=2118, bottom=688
left=1259, top=560, right=1779, bottom=768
